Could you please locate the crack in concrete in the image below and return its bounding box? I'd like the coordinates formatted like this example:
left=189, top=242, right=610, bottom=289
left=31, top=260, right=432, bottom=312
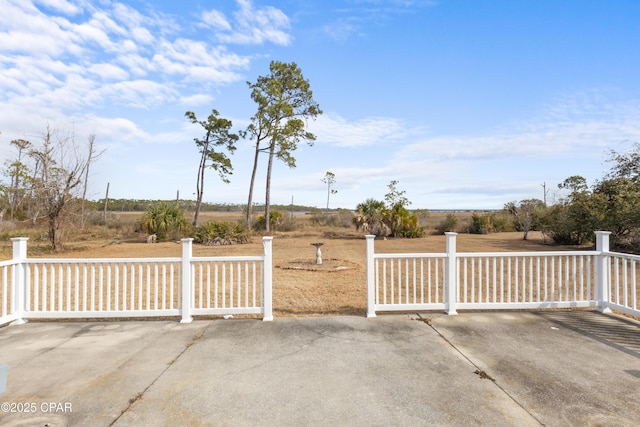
left=413, top=313, right=546, bottom=426
left=108, top=329, right=206, bottom=426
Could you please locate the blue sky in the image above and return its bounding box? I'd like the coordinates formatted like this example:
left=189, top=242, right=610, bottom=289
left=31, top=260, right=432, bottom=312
left=1, top=0, right=640, bottom=210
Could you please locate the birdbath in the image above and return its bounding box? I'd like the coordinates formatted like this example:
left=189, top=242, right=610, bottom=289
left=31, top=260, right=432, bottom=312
left=310, top=242, right=324, bottom=265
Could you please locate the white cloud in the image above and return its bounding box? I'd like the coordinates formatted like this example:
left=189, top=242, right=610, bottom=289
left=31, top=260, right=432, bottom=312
left=201, top=10, right=232, bottom=31
left=179, top=94, right=215, bottom=107
left=204, top=0, right=292, bottom=45
left=88, top=63, right=129, bottom=81
left=34, top=0, right=80, bottom=15
left=395, top=95, right=640, bottom=163
left=311, top=113, right=424, bottom=147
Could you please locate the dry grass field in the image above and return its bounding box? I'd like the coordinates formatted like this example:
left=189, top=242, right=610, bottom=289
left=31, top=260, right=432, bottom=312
left=1, top=211, right=587, bottom=317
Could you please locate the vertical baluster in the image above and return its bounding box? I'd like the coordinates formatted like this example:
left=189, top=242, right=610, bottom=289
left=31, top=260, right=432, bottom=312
left=631, top=259, right=637, bottom=310
left=462, top=258, right=467, bottom=303
left=122, top=263, right=128, bottom=311
left=527, top=257, right=532, bottom=303
left=106, top=263, right=111, bottom=311
left=551, top=257, right=556, bottom=302
left=536, top=257, right=541, bottom=303
left=56, top=264, right=62, bottom=311
left=145, top=263, right=151, bottom=310
left=64, top=264, right=70, bottom=311
left=397, top=259, right=402, bottom=304
left=427, top=258, right=432, bottom=304
left=98, top=264, right=104, bottom=311
left=169, top=264, right=175, bottom=310
left=543, top=257, right=548, bottom=302
left=237, top=261, right=242, bottom=308
left=419, top=258, right=424, bottom=304
left=471, top=258, right=476, bottom=303
left=153, top=263, right=159, bottom=310
left=138, top=263, right=143, bottom=311
left=485, top=257, right=490, bottom=303
left=506, top=258, right=511, bottom=303
left=222, top=262, right=227, bottom=308
left=513, top=257, right=518, bottom=303
left=623, top=257, right=628, bottom=308
left=161, top=264, right=167, bottom=310
left=404, top=259, right=409, bottom=304
left=33, top=265, right=39, bottom=312
left=198, top=263, right=203, bottom=309
left=214, top=262, right=219, bottom=308
left=389, top=259, right=394, bottom=305
left=499, top=257, right=504, bottom=303
left=245, top=261, right=249, bottom=308
left=229, top=261, right=234, bottom=308
left=412, top=258, right=416, bottom=304
left=252, top=261, right=257, bottom=308
left=115, top=263, right=121, bottom=312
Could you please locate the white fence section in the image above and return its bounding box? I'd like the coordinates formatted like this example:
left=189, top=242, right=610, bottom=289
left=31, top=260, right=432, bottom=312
left=367, top=231, right=640, bottom=319
left=0, top=237, right=273, bottom=326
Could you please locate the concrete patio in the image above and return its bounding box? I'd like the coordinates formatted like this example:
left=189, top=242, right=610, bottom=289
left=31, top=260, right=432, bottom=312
left=0, top=311, right=639, bottom=426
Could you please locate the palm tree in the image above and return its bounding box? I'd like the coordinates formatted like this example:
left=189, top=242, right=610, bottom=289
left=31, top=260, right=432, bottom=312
left=353, top=199, right=388, bottom=236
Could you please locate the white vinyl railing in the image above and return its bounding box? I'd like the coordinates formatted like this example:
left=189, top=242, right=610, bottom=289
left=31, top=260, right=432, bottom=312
left=608, top=252, right=640, bottom=318
left=367, top=231, right=640, bottom=318
left=0, top=237, right=273, bottom=326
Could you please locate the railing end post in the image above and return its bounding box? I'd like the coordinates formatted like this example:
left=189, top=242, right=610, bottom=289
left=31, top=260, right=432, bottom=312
left=594, top=231, right=612, bottom=313
left=445, top=232, right=458, bottom=315
left=180, top=238, right=194, bottom=324
left=11, top=237, right=29, bottom=260
left=366, top=235, right=376, bottom=318
left=262, top=236, right=274, bottom=321
left=10, top=237, right=29, bottom=325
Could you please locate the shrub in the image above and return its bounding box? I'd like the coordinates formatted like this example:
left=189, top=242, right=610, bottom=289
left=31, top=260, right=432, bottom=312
left=139, top=202, right=190, bottom=241
left=468, top=212, right=515, bottom=234
left=310, top=210, right=353, bottom=228
left=435, top=213, right=458, bottom=235
left=193, top=221, right=249, bottom=245
left=468, top=213, right=490, bottom=234
left=252, top=211, right=286, bottom=232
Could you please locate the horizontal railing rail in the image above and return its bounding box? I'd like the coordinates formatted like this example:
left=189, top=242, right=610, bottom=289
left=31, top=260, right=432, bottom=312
left=0, top=237, right=273, bottom=326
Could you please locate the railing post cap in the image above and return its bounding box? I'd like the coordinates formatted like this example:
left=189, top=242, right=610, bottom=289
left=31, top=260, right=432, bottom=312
left=181, top=237, right=194, bottom=242
left=595, top=231, right=612, bottom=236
left=262, top=236, right=274, bottom=241
left=365, top=234, right=376, bottom=239
left=444, top=232, right=458, bottom=236
left=10, top=237, right=29, bottom=242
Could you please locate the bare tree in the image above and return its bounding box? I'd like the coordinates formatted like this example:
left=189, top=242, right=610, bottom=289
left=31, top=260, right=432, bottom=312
left=321, top=171, right=337, bottom=210
left=29, top=125, right=92, bottom=249
left=506, top=199, right=545, bottom=240
left=79, top=134, right=104, bottom=228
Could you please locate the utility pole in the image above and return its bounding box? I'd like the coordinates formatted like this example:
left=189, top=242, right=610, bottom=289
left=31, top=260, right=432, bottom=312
left=541, top=182, right=549, bottom=206
left=103, top=182, right=110, bottom=225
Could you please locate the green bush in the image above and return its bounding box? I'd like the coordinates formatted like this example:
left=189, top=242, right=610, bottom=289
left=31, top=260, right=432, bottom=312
left=435, top=213, right=458, bottom=235
left=468, top=212, right=515, bottom=234
left=252, top=211, right=286, bottom=232
left=139, top=202, right=190, bottom=241
left=193, top=221, right=249, bottom=245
